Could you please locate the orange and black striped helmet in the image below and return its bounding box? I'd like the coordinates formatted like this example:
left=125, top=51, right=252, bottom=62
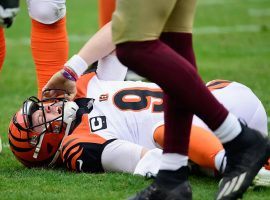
left=8, top=95, right=67, bottom=168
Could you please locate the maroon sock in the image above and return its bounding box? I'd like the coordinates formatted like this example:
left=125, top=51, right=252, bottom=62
left=163, top=94, right=193, bottom=154
left=160, top=32, right=196, bottom=153
left=116, top=41, right=228, bottom=154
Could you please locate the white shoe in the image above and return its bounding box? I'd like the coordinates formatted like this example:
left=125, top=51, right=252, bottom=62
left=253, top=167, right=270, bottom=187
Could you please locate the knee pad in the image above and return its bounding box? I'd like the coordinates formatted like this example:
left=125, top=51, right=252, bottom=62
left=27, top=0, right=66, bottom=24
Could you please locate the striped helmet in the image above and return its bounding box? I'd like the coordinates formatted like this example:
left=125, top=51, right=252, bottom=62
left=8, top=95, right=68, bottom=168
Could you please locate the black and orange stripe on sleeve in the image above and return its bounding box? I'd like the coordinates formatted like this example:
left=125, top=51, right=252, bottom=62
left=206, top=80, right=232, bottom=91
left=61, top=134, right=115, bottom=173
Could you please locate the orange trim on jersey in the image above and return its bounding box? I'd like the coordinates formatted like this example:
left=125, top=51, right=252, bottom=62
left=76, top=72, right=96, bottom=99
left=153, top=125, right=223, bottom=169
left=206, top=80, right=232, bottom=91
left=112, top=87, right=163, bottom=113
left=71, top=148, right=83, bottom=170
left=72, top=115, right=91, bottom=135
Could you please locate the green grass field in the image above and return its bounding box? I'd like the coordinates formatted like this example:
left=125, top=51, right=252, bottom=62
left=0, top=0, right=269, bottom=199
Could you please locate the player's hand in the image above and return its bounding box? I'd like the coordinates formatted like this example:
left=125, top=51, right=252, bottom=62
left=0, top=0, right=20, bottom=28
left=42, top=70, right=77, bottom=101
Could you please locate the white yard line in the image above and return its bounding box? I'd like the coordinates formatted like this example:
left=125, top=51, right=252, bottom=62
left=5, top=35, right=91, bottom=46
left=199, top=0, right=268, bottom=6
left=248, top=8, right=270, bottom=17
left=194, top=24, right=269, bottom=34
left=2, top=142, right=9, bottom=149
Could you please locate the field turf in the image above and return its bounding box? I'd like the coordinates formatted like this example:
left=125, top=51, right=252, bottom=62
left=0, top=0, right=269, bottom=199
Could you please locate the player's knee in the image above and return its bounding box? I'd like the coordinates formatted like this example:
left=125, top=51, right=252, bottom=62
left=27, top=0, right=66, bottom=24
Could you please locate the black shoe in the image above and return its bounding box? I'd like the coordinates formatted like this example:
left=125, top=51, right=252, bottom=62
left=128, top=166, right=192, bottom=200
left=216, top=122, right=270, bottom=200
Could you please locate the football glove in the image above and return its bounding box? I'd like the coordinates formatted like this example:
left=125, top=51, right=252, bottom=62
left=0, top=0, right=20, bottom=28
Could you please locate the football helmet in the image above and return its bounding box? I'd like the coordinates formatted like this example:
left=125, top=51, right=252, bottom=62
left=8, top=91, right=79, bottom=168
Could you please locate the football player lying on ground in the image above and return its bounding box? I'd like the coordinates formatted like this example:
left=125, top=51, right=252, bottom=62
left=8, top=54, right=270, bottom=186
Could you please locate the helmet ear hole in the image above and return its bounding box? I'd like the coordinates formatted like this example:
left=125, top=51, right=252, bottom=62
left=47, top=143, right=53, bottom=154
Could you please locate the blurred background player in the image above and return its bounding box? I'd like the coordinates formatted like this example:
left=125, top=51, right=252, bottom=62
left=0, top=0, right=68, bottom=98
left=27, top=0, right=68, bottom=98
left=98, top=0, right=115, bottom=28
left=0, top=0, right=20, bottom=153
left=0, top=0, right=20, bottom=73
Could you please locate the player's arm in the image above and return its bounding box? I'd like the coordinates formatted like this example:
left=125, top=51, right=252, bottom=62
left=59, top=21, right=116, bottom=78
left=43, top=22, right=121, bottom=99
left=101, top=139, right=147, bottom=173
left=62, top=132, right=161, bottom=175
left=61, top=133, right=114, bottom=173
left=0, top=0, right=19, bottom=28
left=61, top=132, right=148, bottom=173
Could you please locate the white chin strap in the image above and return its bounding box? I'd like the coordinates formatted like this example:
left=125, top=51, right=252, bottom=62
left=63, top=101, right=79, bottom=124
left=33, top=101, right=79, bottom=167
left=33, top=132, right=45, bottom=159
left=48, top=102, right=79, bottom=167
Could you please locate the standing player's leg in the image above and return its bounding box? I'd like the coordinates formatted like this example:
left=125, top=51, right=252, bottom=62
left=27, top=0, right=68, bottom=98
left=112, top=0, right=270, bottom=199
left=0, top=27, right=5, bottom=72
left=98, top=0, right=115, bottom=28
left=112, top=0, right=198, bottom=199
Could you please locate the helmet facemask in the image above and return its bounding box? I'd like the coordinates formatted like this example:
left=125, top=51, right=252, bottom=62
left=10, top=89, right=78, bottom=167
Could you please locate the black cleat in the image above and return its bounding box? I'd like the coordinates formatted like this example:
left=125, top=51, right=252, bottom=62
left=216, top=122, right=270, bottom=200
left=128, top=166, right=192, bottom=200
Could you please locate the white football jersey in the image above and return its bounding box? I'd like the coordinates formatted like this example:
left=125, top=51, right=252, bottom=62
left=85, top=75, right=164, bottom=149
left=78, top=55, right=268, bottom=149
left=80, top=74, right=268, bottom=149
left=193, top=80, right=268, bottom=136
left=61, top=55, right=268, bottom=174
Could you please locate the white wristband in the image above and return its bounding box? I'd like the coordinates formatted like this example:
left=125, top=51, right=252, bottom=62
left=64, top=55, right=88, bottom=77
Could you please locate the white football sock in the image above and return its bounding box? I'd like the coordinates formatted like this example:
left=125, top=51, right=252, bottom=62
left=159, top=153, right=188, bottom=171
left=214, top=113, right=242, bottom=143
left=214, top=150, right=226, bottom=174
